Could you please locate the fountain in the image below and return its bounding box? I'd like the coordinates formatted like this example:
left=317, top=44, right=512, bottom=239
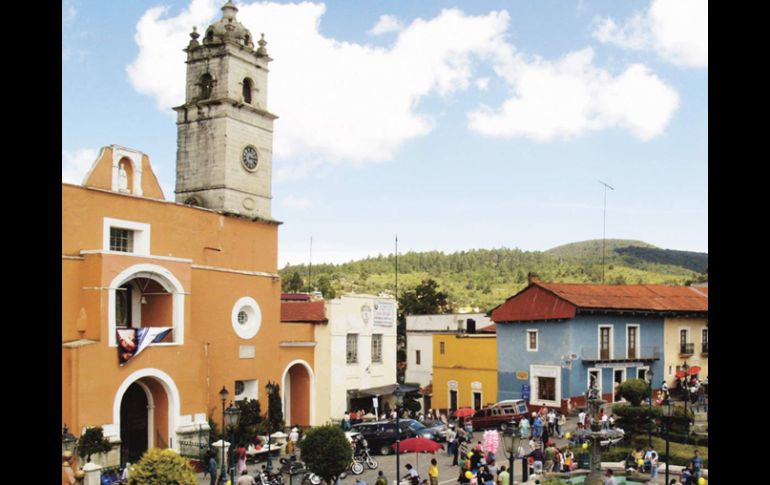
left=577, top=385, right=625, bottom=485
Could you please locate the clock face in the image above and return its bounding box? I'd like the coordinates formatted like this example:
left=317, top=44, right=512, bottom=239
left=242, top=146, right=258, bottom=171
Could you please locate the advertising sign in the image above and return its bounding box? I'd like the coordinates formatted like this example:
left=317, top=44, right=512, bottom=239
left=373, top=300, right=396, bottom=327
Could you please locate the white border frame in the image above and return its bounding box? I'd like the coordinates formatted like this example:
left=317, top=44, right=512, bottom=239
left=103, top=217, right=151, bottom=256
left=527, top=329, right=539, bottom=352
left=231, top=296, right=262, bottom=339
left=598, top=325, right=614, bottom=360
left=529, top=364, right=561, bottom=407
left=281, top=360, right=315, bottom=426
left=587, top=367, right=602, bottom=398
left=112, top=368, right=181, bottom=451
left=626, top=324, right=640, bottom=359
left=448, top=380, right=459, bottom=410
left=108, top=264, right=185, bottom=346
left=612, top=368, right=626, bottom=403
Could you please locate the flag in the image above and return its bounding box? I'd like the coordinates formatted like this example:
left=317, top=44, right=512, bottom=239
left=117, top=327, right=172, bottom=366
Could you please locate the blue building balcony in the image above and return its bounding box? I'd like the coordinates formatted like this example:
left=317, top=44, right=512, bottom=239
left=581, top=346, right=661, bottom=364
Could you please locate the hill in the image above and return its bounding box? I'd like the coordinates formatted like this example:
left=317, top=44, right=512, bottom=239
left=279, top=241, right=708, bottom=311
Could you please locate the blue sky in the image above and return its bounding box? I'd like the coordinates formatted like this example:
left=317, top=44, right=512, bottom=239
left=62, top=0, right=708, bottom=267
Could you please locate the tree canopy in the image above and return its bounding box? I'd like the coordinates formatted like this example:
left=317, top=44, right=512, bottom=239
left=298, top=424, right=352, bottom=485
left=398, top=278, right=449, bottom=315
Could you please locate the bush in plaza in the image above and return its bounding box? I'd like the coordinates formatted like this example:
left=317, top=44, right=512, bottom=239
left=299, top=424, right=353, bottom=485
left=617, top=379, right=651, bottom=406
left=612, top=404, right=662, bottom=437
left=76, top=426, right=112, bottom=463
left=601, top=436, right=708, bottom=469
left=127, top=448, right=197, bottom=485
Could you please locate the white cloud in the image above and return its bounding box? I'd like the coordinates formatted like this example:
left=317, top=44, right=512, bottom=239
left=128, top=2, right=510, bottom=170
left=128, top=1, right=680, bottom=173
left=369, top=14, right=403, bottom=35
left=593, top=0, right=708, bottom=68
left=279, top=241, right=385, bottom=267
left=62, top=0, right=77, bottom=25
left=282, top=195, right=312, bottom=209
left=62, top=148, right=99, bottom=185
left=468, top=48, right=679, bottom=141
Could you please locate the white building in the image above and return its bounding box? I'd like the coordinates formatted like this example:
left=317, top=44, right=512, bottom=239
left=314, top=294, right=398, bottom=423
left=405, top=313, right=492, bottom=410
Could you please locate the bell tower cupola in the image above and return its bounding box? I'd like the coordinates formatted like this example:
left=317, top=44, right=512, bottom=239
left=174, top=1, right=277, bottom=220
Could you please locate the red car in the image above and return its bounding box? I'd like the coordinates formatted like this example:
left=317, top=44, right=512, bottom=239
left=470, top=400, right=529, bottom=431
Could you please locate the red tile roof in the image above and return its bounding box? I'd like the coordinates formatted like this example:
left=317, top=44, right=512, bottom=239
left=491, top=282, right=707, bottom=323
left=280, top=301, right=327, bottom=323
left=478, top=324, right=497, bottom=333
left=540, top=282, right=708, bottom=312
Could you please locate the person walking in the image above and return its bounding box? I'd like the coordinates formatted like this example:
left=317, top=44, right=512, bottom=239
left=556, top=412, right=566, bottom=438
left=429, top=458, right=439, bottom=485
left=519, top=416, right=530, bottom=440
left=375, top=471, right=387, bottom=485
left=533, top=415, right=543, bottom=441
left=690, top=450, right=703, bottom=480
left=543, top=441, right=556, bottom=473
left=237, top=444, right=248, bottom=475
left=208, top=453, right=218, bottom=485
left=644, top=446, right=659, bottom=479
left=547, top=409, right=556, bottom=436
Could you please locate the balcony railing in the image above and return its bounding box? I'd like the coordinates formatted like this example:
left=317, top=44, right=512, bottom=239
left=581, top=346, right=661, bottom=362
left=680, top=343, right=694, bottom=355
left=701, top=342, right=708, bottom=354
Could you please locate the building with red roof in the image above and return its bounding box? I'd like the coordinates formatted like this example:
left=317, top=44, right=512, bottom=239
left=490, top=274, right=707, bottom=412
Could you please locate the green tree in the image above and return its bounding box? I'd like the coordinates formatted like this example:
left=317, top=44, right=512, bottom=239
left=76, top=426, right=112, bottom=463
left=284, top=271, right=304, bottom=292
left=398, top=279, right=449, bottom=315
left=233, top=398, right=263, bottom=446
left=617, top=378, right=651, bottom=406
left=298, top=424, right=352, bottom=485
left=266, top=382, right=284, bottom=432
left=127, top=448, right=197, bottom=485
left=316, top=275, right=337, bottom=299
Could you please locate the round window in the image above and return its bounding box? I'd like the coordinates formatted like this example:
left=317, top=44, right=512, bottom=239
left=231, top=297, right=261, bottom=339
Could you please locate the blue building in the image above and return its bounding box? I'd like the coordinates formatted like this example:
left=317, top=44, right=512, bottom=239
left=490, top=275, right=708, bottom=412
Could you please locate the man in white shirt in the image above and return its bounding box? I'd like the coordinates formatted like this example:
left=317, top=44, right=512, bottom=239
left=578, top=410, right=586, bottom=428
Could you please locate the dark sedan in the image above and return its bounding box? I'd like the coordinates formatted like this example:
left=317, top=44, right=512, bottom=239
left=352, top=419, right=439, bottom=455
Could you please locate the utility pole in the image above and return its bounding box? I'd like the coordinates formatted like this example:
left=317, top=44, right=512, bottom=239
left=599, top=181, right=615, bottom=283
left=308, top=236, right=313, bottom=291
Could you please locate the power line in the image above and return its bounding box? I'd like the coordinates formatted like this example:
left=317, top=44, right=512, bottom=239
left=599, top=180, right=615, bottom=284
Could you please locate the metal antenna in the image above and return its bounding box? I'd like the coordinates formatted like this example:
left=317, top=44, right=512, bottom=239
left=599, top=180, right=615, bottom=283
left=308, top=236, right=313, bottom=291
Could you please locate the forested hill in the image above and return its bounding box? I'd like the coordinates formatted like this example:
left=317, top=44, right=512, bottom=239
left=279, top=240, right=708, bottom=311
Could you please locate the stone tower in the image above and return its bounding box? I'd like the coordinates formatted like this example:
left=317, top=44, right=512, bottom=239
left=174, top=1, right=277, bottom=220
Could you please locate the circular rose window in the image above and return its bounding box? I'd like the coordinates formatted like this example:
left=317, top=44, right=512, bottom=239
left=231, top=297, right=261, bottom=339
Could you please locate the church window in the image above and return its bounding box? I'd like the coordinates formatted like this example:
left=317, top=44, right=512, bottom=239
left=110, top=228, right=134, bottom=253
left=242, top=78, right=253, bottom=104
left=199, top=73, right=213, bottom=99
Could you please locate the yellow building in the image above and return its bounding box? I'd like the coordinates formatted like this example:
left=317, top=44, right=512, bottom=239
left=431, top=333, right=497, bottom=413
left=664, top=316, right=708, bottom=386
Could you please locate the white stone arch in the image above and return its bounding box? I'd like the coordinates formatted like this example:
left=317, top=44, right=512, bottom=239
left=108, top=263, right=186, bottom=346
left=113, top=368, right=181, bottom=451
left=281, top=360, right=315, bottom=426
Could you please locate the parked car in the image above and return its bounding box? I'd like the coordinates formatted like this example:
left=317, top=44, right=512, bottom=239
left=352, top=419, right=438, bottom=455
left=420, top=419, right=449, bottom=442
left=470, top=400, right=529, bottom=430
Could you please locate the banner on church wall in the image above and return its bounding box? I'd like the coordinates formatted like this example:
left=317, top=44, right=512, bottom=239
left=117, top=327, right=173, bottom=366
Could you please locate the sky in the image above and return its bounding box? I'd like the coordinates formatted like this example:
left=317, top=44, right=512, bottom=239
left=62, top=0, right=708, bottom=267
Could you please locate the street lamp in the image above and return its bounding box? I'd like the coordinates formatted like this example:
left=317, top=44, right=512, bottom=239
left=501, top=424, right=525, bottom=484
left=681, top=361, right=689, bottom=444
left=62, top=424, right=77, bottom=454
left=647, top=369, right=655, bottom=448
left=219, top=386, right=229, bottom=485
left=394, top=384, right=406, bottom=484
left=225, top=403, right=242, bottom=481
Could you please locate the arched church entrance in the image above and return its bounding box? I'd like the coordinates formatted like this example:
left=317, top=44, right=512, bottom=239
left=118, top=377, right=171, bottom=463
left=120, top=383, right=148, bottom=463
left=283, top=361, right=313, bottom=427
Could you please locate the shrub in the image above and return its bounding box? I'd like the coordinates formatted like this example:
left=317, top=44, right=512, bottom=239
left=77, top=426, right=112, bottom=462
left=298, top=424, right=352, bottom=485
left=612, top=404, right=662, bottom=438
left=617, top=379, right=650, bottom=406
left=127, top=448, right=197, bottom=485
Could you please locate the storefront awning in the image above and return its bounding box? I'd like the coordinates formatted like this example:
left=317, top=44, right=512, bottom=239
left=349, top=383, right=420, bottom=397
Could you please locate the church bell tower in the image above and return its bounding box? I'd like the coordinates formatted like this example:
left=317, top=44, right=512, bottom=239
left=174, top=1, right=277, bottom=220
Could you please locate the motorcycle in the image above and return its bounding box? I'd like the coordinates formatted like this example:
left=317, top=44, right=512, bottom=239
left=258, top=465, right=285, bottom=485
left=352, top=436, right=378, bottom=470
left=279, top=456, right=322, bottom=485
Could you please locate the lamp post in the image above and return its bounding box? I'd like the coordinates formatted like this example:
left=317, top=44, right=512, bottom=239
left=219, top=386, right=229, bottom=485
left=225, top=403, right=242, bottom=482
left=681, top=361, right=689, bottom=444
left=266, top=413, right=273, bottom=473
left=502, top=424, right=523, bottom=484
left=647, top=369, right=654, bottom=448
left=394, top=385, right=406, bottom=485
left=62, top=424, right=77, bottom=454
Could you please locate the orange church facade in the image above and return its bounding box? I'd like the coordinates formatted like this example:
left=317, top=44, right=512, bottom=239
left=62, top=146, right=316, bottom=465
